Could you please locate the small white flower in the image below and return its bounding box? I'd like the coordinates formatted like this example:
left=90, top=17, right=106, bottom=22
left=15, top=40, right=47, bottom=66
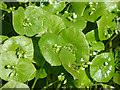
left=57, top=12, right=59, bottom=14
left=82, top=67, right=85, bottom=70
left=96, top=3, right=98, bottom=5
left=93, top=51, right=97, bottom=55
left=105, top=62, right=108, bottom=65
left=73, top=13, right=77, bottom=18
left=88, top=62, right=92, bottom=65
left=89, top=2, right=92, bottom=4
left=29, top=23, right=32, bottom=26
left=55, top=44, right=57, bottom=47
left=12, top=66, right=14, bottom=68
left=80, top=58, right=84, bottom=62
left=117, top=9, right=120, bottom=11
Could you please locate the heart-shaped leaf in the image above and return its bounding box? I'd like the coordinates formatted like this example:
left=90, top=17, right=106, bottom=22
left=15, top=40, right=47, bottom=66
left=90, top=53, right=115, bottom=82
left=0, top=51, right=36, bottom=82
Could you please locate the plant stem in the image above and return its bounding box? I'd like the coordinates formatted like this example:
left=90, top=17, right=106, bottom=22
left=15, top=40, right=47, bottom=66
left=105, top=33, right=119, bottom=47
left=109, top=41, right=112, bottom=53
left=31, top=61, right=45, bottom=90
left=41, top=80, right=59, bottom=90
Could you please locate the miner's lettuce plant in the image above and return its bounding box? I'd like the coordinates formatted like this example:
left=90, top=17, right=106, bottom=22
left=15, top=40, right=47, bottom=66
left=0, top=1, right=120, bottom=89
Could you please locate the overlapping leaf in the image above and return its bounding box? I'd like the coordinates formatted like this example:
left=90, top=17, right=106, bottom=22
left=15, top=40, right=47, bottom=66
left=90, top=53, right=115, bottom=82
left=0, top=51, right=36, bottom=82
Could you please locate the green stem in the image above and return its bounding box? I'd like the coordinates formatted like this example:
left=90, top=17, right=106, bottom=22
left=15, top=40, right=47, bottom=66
left=105, top=33, right=119, bottom=47
left=105, top=41, right=120, bottom=52
left=109, top=41, right=112, bottom=53
left=41, top=80, right=59, bottom=90
left=31, top=61, right=45, bottom=90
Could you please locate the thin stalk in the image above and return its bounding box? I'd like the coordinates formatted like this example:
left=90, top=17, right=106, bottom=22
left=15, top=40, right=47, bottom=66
left=105, top=33, right=119, bottom=47
left=41, top=80, right=59, bottom=90
left=109, top=41, right=112, bottom=53
left=105, top=41, right=120, bottom=52
left=31, top=61, right=45, bottom=90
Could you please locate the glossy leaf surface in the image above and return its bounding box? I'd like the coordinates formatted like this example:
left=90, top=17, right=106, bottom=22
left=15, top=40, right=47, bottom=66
left=38, top=33, right=62, bottom=66
left=90, top=53, right=115, bottom=82
left=97, top=11, right=117, bottom=41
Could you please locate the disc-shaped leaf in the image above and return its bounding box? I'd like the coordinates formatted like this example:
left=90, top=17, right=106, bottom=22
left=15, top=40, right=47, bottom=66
left=0, top=51, right=36, bottom=82
left=0, top=36, right=34, bottom=60
left=90, top=53, right=115, bottom=82
left=38, top=33, right=62, bottom=66
left=42, top=2, right=66, bottom=14
left=97, top=11, right=117, bottom=41
left=83, top=2, right=105, bottom=22
left=36, top=13, right=66, bottom=37
left=13, top=6, right=44, bottom=37
left=69, top=2, right=87, bottom=16
left=62, top=13, right=86, bottom=31
left=73, top=69, right=92, bottom=88
left=1, top=80, right=30, bottom=89
left=59, top=27, right=89, bottom=62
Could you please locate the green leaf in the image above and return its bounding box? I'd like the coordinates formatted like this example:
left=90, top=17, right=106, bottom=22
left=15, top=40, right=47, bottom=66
left=0, top=2, right=8, bottom=11
left=59, top=27, right=89, bottom=62
left=0, top=51, right=36, bottom=82
left=1, top=36, right=34, bottom=60
left=113, top=71, right=120, bottom=85
left=73, top=69, right=91, bottom=88
left=36, top=13, right=66, bottom=37
left=1, top=80, right=30, bottom=89
left=97, top=11, right=117, bottom=41
left=104, top=2, right=118, bottom=13
left=90, top=53, right=115, bottom=82
left=69, top=2, right=87, bottom=16
left=62, top=13, right=86, bottom=31
left=0, top=35, right=8, bottom=45
left=90, top=41, right=105, bottom=51
left=59, top=49, right=76, bottom=67
left=38, top=33, right=62, bottom=66
left=85, top=30, right=105, bottom=51
left=42, top=2, right=66, bottom=14
left=13, top=6, right=44, bottom=36
left=83, top=2, right=106, bottom=22
left=35, top=68, right=47, bottom=78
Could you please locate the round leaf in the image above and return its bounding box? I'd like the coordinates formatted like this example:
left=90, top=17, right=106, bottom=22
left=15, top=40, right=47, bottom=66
left=13, top=6, right=44, bottom=36
left=97, top=11, right=117, bottom=41
left=1, top=80, right=30, bottom=88
left=83, top=2, right=106, bottom=22
left=38, top=33, right=62, bottom=66
left=1, top=36, right=34, bottom=60
left=61, top=13, right=86, bottom=31
left=42, top=2, right=66, bottom=14
left=113, top=71, right=120, bottom=85
left=0, top=51, right=36, bottom=82
left=90, top=53, right=115, bottom=82
left=59, top=27, right=89, bottom=62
